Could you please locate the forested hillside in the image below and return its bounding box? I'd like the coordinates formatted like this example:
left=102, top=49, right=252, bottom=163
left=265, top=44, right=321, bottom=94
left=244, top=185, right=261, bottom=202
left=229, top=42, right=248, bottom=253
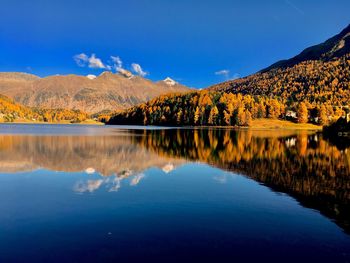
left=106, top=25, right=350, bottom=127
left=209, top=54, right=350, bottom=107
left=0, top=94, right=88, bottom=123
left=105, top=90, right=344, bottom=127
left=209, top=24, right=350, bottom=107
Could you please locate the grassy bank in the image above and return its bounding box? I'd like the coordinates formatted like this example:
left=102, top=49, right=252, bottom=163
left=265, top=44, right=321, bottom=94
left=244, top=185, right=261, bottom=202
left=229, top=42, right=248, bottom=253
left=249, top=119, right=321, bottom=130
left=0, top=118, right=321, bottom=130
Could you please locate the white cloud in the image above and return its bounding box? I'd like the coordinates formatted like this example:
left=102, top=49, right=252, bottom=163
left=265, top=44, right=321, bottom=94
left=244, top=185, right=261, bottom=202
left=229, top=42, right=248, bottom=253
left=118, top=68, right=133, bottom=78
left=74, top=54, right=149, bottom=77
left=88, top=54, right=106, bottom=69
left=110, top=56, right=126, bottom=74
left=215, top=69, right=230, bottom=78
left=109, top=56, right=133, bottom=77
left=215, top=69, right=240, bottom=80
left=131, top=63, right=147, bottom=77
left=109, top=177, right=121, bottom=192
left=74, top=179, right=104, bottom=193
left=74, top=53, right=89, bottom=67
left=130, top=174, right=145, bottom=186
left=111, top=56, right=123, bottom=69
left=73, top=53, right=106, bottom=69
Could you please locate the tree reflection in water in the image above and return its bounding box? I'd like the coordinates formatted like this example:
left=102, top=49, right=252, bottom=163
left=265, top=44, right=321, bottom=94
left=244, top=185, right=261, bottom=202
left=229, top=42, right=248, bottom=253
left=131, top=128, right=350, bottom=233
left=0, top=128, right=349, bottom=233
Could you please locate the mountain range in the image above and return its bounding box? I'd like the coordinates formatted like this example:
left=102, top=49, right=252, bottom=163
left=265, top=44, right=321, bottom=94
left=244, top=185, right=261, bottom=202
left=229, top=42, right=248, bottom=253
left=0, top=24, right=349, bottom=120
left=0, top=72, right=190, bottom=114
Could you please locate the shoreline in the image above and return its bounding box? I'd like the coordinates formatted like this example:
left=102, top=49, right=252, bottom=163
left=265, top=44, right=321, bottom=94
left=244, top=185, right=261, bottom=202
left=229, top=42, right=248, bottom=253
left=1, top=119, right=322, bottom=130
left=0, top=120, right=104, bottom=125
left=105, top=119, right=322, bottom=131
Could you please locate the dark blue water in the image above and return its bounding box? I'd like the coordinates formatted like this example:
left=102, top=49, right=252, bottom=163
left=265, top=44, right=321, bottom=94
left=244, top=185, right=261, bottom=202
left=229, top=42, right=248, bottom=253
left=0, top=124, right=349, bottom=262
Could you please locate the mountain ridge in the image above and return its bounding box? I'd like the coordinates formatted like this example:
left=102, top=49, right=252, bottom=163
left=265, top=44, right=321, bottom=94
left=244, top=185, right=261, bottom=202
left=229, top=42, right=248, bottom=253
left=261, top=23, right=350, bottom=72
left=208, top=24, right=350, bottom=107
left=0, top=72, right=190, bottom=114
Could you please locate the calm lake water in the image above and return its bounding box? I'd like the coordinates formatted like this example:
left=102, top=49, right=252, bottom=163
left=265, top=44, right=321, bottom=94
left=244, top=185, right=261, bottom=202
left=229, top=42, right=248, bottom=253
left=0, top=124, right=349, bottom=262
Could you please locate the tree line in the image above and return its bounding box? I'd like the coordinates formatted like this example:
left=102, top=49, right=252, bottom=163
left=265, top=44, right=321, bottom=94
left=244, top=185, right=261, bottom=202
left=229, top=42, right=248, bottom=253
left=105, top=90, right=347, bottom=126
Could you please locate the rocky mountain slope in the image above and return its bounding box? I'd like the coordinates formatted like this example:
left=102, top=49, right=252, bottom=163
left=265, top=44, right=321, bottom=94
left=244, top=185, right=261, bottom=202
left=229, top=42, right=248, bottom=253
left=0, top=72, right=190, bottom=113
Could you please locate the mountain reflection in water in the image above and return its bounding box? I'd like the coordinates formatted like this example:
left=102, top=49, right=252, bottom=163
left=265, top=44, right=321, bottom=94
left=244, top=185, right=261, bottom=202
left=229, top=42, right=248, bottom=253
left=0, top=127, right=349, bottom=234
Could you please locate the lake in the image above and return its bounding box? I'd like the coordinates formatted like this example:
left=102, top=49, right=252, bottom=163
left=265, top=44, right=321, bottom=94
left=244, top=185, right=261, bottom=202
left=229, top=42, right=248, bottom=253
left=0, top=124, right=349, bottom=262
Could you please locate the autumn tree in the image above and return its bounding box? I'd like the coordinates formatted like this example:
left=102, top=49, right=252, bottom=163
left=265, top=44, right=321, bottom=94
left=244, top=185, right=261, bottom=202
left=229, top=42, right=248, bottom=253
left=267, top=99, right=281, bottom=119
left=176, top=109, right=183, bottom=125
left=223, top=103, right=234, bottom=125
left=297, top=102, right=308, bottom=123
left=208, top=106, right=219, bottom=125
left=257, top=103, right=266, bottom=118
left=194, top=106, right=200, bottom=125
left=318, top=105, right=328, bottom=125
left=244, top=110, right=252, bottom=126
left=235, top=106, right=245, bottom=126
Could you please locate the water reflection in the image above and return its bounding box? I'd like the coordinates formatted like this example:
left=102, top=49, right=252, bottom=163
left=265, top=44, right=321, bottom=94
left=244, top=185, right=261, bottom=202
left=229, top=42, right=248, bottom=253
left=0, top=134, right=184, bottom=175
left=0, top=127, right=349, bottom=233
left=132, top=128, right=350, bottom=233
left=73, top=172, right=146, bottom=193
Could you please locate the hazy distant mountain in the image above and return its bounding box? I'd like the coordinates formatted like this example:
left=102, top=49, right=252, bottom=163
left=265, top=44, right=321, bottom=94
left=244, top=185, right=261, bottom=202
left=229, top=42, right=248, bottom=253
left=261, top=24, right=350, bottom=72
left=209, top=24, right=350, bottom=106
left=0, top=72, right=190, bottom=113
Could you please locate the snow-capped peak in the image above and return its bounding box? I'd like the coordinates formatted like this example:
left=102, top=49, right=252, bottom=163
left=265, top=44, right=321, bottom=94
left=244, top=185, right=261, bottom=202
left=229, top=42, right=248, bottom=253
left=163, top=77, right=177, bottom=86
left=86, top=74, right=97, bottom=80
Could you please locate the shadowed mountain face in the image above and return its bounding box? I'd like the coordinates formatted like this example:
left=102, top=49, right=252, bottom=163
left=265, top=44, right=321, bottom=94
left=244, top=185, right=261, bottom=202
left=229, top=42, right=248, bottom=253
left=208, top=25, right=350, bottom=106
left=261, top=24, right=350, bottom=72
left=0, top=72, right=190, bottom=113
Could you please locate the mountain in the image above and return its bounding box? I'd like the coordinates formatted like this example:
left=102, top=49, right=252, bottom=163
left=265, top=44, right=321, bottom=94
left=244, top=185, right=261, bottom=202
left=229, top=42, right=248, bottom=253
left=106, top=24, right=350, bottom=127
left=261, top=24, right=350, bottom=72
left=209, top=24, right=350, bottom=107
left=161, top=77, right=177, bottom=86
left=0, top=72, right=190, bottom=114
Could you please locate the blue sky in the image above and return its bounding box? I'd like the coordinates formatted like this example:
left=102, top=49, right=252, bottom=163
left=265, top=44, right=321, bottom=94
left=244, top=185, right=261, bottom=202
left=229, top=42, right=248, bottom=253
left=0, top=0, right=349, bottom=88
